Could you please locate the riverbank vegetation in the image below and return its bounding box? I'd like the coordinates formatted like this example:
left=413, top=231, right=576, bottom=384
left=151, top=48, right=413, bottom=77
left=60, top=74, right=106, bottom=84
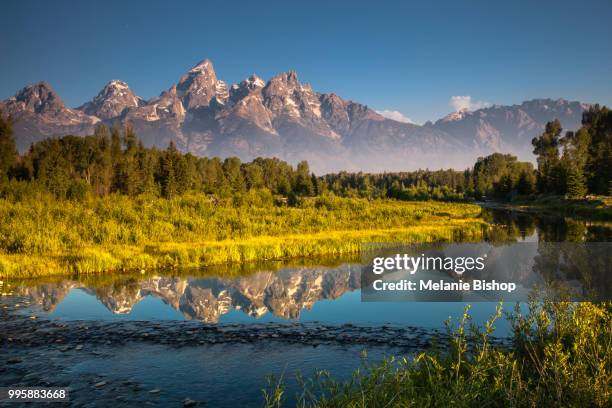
left=0, top=111, right=478, bottom=278
left=0, top=105, right=609, bottom=277
left=0, top=193, right=485, bottom=278
left=263, top=299, right=612, bottom=407
left=484, top=195, right=612, bottom=221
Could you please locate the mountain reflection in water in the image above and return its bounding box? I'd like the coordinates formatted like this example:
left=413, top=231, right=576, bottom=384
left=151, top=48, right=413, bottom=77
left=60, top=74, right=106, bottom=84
left=8, top=208, right=612, bottom=323
left=14, top=264, right=361, bottom=323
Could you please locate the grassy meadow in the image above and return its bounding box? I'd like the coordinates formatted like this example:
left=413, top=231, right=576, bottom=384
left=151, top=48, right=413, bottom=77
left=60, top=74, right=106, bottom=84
left=0, top=192, right=486, bottom=278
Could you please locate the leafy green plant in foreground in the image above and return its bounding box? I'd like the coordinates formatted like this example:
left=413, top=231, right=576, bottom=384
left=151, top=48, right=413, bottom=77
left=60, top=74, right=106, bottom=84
left=263, top=299, right=611, bottom=407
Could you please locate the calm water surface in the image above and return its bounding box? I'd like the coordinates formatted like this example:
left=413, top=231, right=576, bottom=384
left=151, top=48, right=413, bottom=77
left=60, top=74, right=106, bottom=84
left=2, top=208, right=610, bottom=407
left=10, top=208, right=610, bottom=331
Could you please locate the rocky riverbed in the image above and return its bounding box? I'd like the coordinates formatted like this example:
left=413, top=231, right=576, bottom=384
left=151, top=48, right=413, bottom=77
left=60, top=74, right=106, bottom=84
left=1, top=295, right=510, bottom=407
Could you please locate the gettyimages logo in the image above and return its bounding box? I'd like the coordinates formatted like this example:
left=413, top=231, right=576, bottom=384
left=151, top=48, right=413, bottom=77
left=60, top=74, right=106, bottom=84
left=368, top=252, right=517, bottom=295
left=372, top=253, right=487, bottom=275
left=361, top=242, right=612, bottom=302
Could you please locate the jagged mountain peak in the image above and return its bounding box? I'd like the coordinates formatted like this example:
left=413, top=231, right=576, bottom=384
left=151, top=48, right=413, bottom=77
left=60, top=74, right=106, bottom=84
left=262, top=69, right=327, bottom=122
left=430, top=97, right=586, bottom=158
left=244, top=74, right=265, bottom=89
left=1, top=81, right=100, bottom=152
left=106, top=79, right=129, bottom=89
left=440, top=108, right=471, bottom=123
left=267, top=70, right=300, bottom=88
left=176, top=58, right=225, bottom=109
left=127, top=83, right=185, bottom=123
left=188, top=58, right=215, bottom=74
left=78, top=79, right=143, bottom=119
left=16, top=80, right=53, bottom=94
left=520, top=97, right=565, bottom=106
left=2, top=57, right=592, bottom=173
left=320, top=93, right=345, bottom=105
left=229, top=74, right=266, bottom=102
left=12, top=81, right=64, bottom=113
left=516, top=98, right=588, bottom=115
left=166, top=84, right=178, bottom=96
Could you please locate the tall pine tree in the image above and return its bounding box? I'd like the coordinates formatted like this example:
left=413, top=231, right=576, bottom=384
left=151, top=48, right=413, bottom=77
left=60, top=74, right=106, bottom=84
left=566, top=165, right=587, bottom=199
left=0, top=111, right=18, bottom=181
left=532, top=120, right=563, bottom=194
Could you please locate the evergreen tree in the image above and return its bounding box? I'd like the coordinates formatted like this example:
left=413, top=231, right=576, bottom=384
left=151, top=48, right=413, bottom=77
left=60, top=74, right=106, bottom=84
left=136, top=145, right=157, bottom=195
left=160, top=142, right=179, bottom=198
left=311, top=173, right=319, bottom=196
left=516, top=170, right=536, bottom=195
left=115, top=126, right=141, bottom=196
left=93, top=124, right=111, bottom=140
left=566, top=165, right=587, bottom=199
left=123, top=124, right=138, bottom=152
left=110, top=125, right=122, bottom=159
left=0, top=111, right=17, bottom=181
left=532, top=120, right=562, bottom=193
left=89, top=125, right=112, bottom=195
left=582, top=105, right=612, bottom=195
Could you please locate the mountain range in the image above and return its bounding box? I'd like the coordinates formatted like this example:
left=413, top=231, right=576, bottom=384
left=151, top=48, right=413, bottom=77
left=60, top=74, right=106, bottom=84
left=0, top=59, right=589, bottom=173
left=16, top=265, right=361, bottom=323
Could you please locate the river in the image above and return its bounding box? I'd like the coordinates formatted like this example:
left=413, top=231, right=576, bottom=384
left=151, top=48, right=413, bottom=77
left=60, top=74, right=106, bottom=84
left=1, top=207, right=610, bottom=407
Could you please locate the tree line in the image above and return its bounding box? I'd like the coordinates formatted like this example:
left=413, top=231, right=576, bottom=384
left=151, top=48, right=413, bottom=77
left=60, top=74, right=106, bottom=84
left=323, top=105, right=610, bottom=201
left=531, top=104, right=611, bottom=198
left=0, top=119, right=320, bottom=201
left=0, top=105, right=609, bottom=203
left=323, top=153, right=536, bottom=201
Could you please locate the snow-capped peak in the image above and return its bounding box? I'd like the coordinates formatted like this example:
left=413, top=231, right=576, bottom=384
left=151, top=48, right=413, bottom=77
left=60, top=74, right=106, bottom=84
left=229, top=74, right=267, bottom=102
left=106, top=79, right=129, bottom=90
left=441, top=108, right=470, bottom=122
left=189, top=59, right=214, bottom=74
left=177, top=58, right=221, bottom=109
left=247, top=74, right=265, bottom=88
left=242, top=74, right=265, bottom=90
left=77, top=79, right=143, bottom=119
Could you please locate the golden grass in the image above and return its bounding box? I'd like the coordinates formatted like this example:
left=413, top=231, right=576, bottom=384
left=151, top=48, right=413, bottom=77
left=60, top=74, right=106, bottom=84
left=0, top=194, right=486, bottom=278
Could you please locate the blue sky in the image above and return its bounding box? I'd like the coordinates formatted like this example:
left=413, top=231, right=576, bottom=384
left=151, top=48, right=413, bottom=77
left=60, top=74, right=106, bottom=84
left=1, top=0, right=611, bottom=124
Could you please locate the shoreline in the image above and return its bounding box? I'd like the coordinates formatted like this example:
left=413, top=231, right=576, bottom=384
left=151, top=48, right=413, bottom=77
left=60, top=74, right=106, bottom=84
left=476, top=197, right=612, bottom=221
left=0, top=219, right=486, bottom=279
left=3, top=296, right=503, bottom=350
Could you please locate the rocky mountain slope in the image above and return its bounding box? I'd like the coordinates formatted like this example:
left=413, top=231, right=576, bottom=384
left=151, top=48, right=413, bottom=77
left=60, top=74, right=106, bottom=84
left=427, top=99, right=587, bottom=161
left=1, top=81, right=100, bottom=151
left=77, top=79, right=144, bottom=120
left=0, top=59, right=589, bottom=172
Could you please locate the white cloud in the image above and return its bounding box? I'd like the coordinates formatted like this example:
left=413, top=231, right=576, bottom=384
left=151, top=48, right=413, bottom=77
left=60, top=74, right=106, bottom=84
left=376, top=110, right=416, bottom=124
left=449, top=96, right=490, bottom=112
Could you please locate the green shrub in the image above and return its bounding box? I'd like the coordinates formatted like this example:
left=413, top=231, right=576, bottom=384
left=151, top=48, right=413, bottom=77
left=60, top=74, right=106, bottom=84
left=263, top=299, right=611, bottom=407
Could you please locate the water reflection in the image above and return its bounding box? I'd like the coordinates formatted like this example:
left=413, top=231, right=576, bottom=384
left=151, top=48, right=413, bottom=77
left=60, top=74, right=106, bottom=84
left=13, top=264, right=361, bottom=323
left=6, top=208, right=612, bottom=323
left=481, top=208, right=612, bottom=242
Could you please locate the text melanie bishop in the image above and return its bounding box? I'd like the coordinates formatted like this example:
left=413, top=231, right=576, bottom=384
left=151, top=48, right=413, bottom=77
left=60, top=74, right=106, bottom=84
left=372, top=279, right=517, bottom=293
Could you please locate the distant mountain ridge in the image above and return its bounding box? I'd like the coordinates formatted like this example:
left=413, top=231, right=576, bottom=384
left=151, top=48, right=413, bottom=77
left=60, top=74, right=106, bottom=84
left=427, top=98, right=588, bottom=161
left=0, top=59, right=588, bottom=172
